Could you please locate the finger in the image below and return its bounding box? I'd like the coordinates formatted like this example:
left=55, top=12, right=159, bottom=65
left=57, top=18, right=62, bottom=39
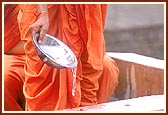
left=38, top=33, right=45, bottom=44
left=38, top=27, right=48, bottom=43
left=29, top=25, right=40, bottom=35
left=29, top=27, right=33, bottom=34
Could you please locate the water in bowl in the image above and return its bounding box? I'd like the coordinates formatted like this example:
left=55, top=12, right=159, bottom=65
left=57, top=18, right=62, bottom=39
left=39, top=45, right=75, bottom=65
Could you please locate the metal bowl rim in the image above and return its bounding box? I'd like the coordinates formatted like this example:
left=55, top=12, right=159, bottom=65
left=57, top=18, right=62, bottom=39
left=33, top=34, right=77, bottom=68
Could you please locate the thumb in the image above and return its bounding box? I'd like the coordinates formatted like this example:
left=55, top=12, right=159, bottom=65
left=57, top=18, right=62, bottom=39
left=29, top=23, right=40, bottom=35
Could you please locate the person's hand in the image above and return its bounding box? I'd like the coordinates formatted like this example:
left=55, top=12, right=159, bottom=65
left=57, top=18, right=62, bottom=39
left=29, top=12, right=49, bottom=43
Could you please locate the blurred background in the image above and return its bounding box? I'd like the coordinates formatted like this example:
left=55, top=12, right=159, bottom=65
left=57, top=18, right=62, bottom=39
left=104, top=4, right=164, bottom=60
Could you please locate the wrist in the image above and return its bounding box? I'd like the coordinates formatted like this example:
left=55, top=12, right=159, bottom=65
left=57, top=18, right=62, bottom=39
left=34, top=11, right=48, bottom=21
left=40, top=11, right=48, bottom=16
left=37, top=4, right=48, bottom=13
left=39, top=11, right=48, bottom=18
left=40, top=11, right=48, bottom=13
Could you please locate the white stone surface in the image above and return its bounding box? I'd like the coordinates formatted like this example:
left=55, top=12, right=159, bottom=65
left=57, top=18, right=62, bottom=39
left=63, top=95, right=165, bottom=113
left=106, top=52, right=164, bottom=69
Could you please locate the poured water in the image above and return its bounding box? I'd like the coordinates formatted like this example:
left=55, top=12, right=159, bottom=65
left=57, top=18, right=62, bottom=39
left=39, top=45, right=77, bottom=96
left=72, top=67, right=77, bottom=96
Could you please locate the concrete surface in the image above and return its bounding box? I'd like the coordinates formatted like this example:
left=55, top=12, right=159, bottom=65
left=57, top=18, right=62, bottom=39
left=104, top=4, right=165, bottom=60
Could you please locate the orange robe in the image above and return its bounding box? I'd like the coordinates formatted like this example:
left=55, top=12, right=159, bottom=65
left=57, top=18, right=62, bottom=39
left=4, top=55, right=25, bottom=111
left=4, top=5, right=25, bottom=111
left=4, top=5, right=21, bottom=53
left=16, top=4, right=119, bottom=110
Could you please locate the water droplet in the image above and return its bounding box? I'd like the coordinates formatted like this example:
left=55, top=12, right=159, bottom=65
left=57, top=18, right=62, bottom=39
left=72, top=67, right=77, bottom=96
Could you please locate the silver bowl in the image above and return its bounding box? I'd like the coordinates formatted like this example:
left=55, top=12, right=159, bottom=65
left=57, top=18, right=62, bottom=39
left=32, top=33, right=77, bottom=69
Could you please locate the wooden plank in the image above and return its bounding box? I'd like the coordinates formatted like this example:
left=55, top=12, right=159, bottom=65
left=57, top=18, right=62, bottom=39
left=106, top=52, right=164, bottom=100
